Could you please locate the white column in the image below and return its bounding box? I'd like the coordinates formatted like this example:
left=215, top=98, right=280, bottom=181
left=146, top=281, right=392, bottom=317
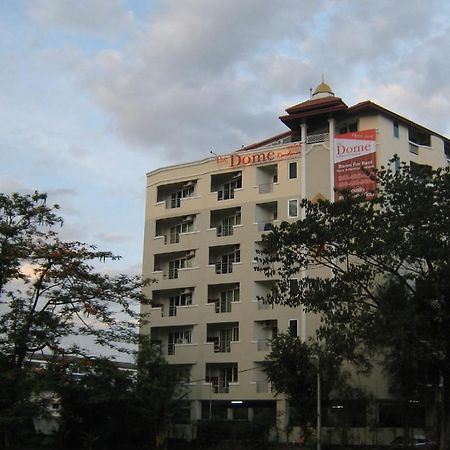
left=328, top=118, right=336, bottom=201
left=300, top=122, right=307, bottom=211
left=276, top=398, right=290, bottom=443
left=190, top=400, right=202, bottom=421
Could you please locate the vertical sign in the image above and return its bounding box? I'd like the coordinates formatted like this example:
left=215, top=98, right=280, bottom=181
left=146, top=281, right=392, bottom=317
left=333, top=129, right=377, bottom=201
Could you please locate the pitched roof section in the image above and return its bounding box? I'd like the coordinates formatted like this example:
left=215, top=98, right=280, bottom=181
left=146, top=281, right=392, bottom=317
left=348, top=101, right=450, bottom=143
left=280, top=96, right=348, bottom=130
left=285, top=96, right=347, bottom=114
left=236, top=130, right=292, bottom=152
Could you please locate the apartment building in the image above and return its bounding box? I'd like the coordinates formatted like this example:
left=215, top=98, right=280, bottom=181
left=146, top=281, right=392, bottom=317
left=142, top=81, right=450, bottom=441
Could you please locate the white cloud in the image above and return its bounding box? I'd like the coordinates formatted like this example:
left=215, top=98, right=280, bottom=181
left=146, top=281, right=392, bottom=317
left=26, top=0, right=135, bottom=36
left=46, top=0, right=447, bottom=165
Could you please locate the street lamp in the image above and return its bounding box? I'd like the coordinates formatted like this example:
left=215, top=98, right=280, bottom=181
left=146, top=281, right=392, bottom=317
left=317, top=355, right=321, bottom=450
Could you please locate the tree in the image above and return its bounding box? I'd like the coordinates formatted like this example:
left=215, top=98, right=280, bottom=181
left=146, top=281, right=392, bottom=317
left=256, top=161, right=450, bottom=449
left=0, top=191, right=61, bottom=294
left=263, top=334, right=361, bottom=444
left=0, top=192, right=150, bottom=448
left=51, top=357, right=137, bottom=450
left=133, top=337, right=190, bottom=450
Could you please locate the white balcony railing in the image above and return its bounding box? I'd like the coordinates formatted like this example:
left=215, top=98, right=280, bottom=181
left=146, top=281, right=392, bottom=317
left=306, top=132, right=329, bottom=144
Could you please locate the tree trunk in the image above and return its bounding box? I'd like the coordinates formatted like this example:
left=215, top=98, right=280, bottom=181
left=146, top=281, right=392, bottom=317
left=439, top=372, right=450, bottom=450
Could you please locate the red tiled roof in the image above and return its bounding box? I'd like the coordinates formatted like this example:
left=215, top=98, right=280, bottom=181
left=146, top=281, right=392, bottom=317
left=348, top=101, right=450, bottom=142
left=235, top=131, right=292, bottom=152
left=285, top=96, right=347, bottom=114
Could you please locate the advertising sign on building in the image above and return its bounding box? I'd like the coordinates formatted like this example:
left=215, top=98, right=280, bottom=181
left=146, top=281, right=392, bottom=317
left=216, top=142, right=301, bottom=168
left=333, top=129, right=377, bottom=201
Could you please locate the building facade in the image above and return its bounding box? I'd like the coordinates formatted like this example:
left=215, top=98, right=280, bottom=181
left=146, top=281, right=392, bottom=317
left=142, top=82, right=449, bottom=442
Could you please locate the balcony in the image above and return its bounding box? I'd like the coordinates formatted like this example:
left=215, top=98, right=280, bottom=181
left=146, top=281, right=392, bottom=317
left=253, top=319, right=277, bottom=359
left=255, top=202, right=277, bottom=234
left=209, top=244, right=240, bottom=275
left=150, top=326, right=195, bottom=358
left=207, top=283, right=240, bottom=314
left=157, top=180, right=198, bottom=210
left=256, top=164, right=277, bottom=195
left=210, top=207, right=242, bottom=238
left=155, top=215, right=196, bottom=246
left=251, top=363, right=273, bottom=394
left=151, top=287, right=195, bottom=317
left=206, top=322, right=239, bottom=354
left=205, top=363, right=238, bottom=394
left=211, top=171, right=242, bottom=202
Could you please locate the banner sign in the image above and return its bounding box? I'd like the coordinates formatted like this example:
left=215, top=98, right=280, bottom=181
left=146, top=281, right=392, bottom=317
left=216, top=142, right=301, bottom=168
left=333, top=129, right=376, bottom=201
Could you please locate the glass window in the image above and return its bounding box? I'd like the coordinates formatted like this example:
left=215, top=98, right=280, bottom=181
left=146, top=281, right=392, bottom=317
left=289, top=162, right=297, bottom=179
left=288, top=199, right=298, bottom=218
left=288, top=319, right=298, bottom=336
left=393, top=121, right=399, bottom=138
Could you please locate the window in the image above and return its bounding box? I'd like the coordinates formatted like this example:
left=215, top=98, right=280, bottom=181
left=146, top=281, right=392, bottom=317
left=215, top=247, right=240, bottom=274
left=169, top=220, right=193, bottom=243
left=288, top=199, right=298, bottom=218
left=288, top=161, right=297, bottom=179
left=393, top=121, right=399, bottom=138
left=168, top=253, right=194, bottom=279
left=288, top=319, right=298, bottom=336
left=169, top=292, right=193, bottom=316
left=217, top=212, right=241, bottom=237
left=168, top=330, right=192, bottom=355
left=168, top=185, right=194, bottom=208
left=338, top=121, right=358, bottom=134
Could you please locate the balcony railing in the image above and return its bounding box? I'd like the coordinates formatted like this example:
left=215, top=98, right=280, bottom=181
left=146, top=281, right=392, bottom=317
left=409, top=142, right=419, bottom=155
left=257, top=300, right=271, bottom=310
left=166, top=197, right=181, bottom=209
left=214, top=341, right=231, bottom=353
left=258, top=183, right=274, bottom=194
left=208, top=299, right=231, bottom=313
left=255, top=381, right=270, bottom=393
left=216, top=223, right=233, bottom=237
left=258, top=221, right=274, bottom=232
left=306, top=132, right=329, bottom=144
left=217, top=189, right=235, bottom=201
left=207, top=378, right=231, bottom=394
left=215, top=261, right=233, bottom=274
left=256, top=339, right=271, bottom=351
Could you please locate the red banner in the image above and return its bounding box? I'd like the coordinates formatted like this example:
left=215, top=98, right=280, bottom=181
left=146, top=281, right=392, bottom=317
left=333, top=129, right=377, bottom=201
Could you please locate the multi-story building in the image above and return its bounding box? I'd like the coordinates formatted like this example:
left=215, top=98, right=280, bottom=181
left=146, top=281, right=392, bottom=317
left=142, top=81, right=449, bottom=442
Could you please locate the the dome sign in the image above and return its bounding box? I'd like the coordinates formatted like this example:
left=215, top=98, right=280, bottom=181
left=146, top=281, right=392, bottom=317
left=333, top=129, right=377, bottom=201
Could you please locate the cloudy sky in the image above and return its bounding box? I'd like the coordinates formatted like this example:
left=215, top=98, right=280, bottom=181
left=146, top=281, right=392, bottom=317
left=2, top=0, right=450, bottom=275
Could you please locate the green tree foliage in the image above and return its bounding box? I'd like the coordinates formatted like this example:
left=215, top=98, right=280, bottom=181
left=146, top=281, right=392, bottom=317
left=263, top=334, right=354, bottom=440
left=256, top=161, right=450, bottom=449
left=51, top=357, right=136, bottom=450
left=0, top=192, right=150, bottom=448
left=133, top=337, right=189, bottom=450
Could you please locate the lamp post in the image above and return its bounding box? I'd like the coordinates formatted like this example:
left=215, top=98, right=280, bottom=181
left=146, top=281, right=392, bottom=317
left=317, top=355, right=321, bottom=450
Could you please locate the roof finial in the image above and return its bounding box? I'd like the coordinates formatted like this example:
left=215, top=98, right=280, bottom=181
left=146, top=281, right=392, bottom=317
left=312, top=76, right=335, bottom=99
